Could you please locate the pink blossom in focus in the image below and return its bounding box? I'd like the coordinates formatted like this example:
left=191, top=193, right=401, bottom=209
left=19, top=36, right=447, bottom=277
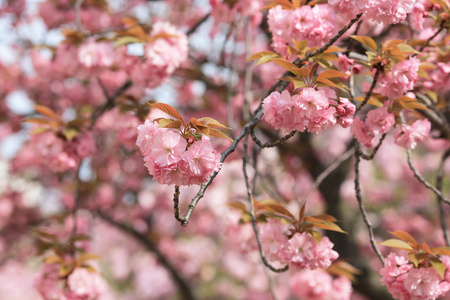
left=283, top=232, right=338, bottom=269
left=403, top=267, right=449, bottom=300
left=365, top=107, right=395, bottom=134
left=394, top=119, right=431, bottom=149
left=258, top=218, right=288, bottom=262
left=180, top=136, right=221, bottom=185
left=350, top=117, right=375, bottom=148
left=377, top=58, right=420, bottom=100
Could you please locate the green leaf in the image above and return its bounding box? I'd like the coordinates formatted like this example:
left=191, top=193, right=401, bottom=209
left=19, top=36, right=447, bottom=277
left=309, top=230, right=322, bottom=243
left=378, top=239, right=413, bottom=251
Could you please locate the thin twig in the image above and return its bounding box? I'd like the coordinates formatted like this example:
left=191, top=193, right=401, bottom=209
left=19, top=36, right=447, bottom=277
left=173, top=185, right=184, bottom=222
left=417, top=26, right=444, bottom=53
left=356, top=67, right=382, bottom=112
left=357, top=133, right=388, bottom=160
left=436, top=150, right=450, bottom=246
left=242, top=135, right=289, bottom=273
left=71, top=162, right=84, bottom=239
left=303, top=147, right=355, bottom=202
left=89, top=80, right=132, bottom=129
left=97, top=211, right=196, bottom=300
left=354, top=146, right=385, bottom=265
left=406, top=149, right=450, bottom=204
left=250, top=129, right=297, bottom=148
left=186, top=13, right=210, bottom=36
left=75, top=0, right=85, bottom=33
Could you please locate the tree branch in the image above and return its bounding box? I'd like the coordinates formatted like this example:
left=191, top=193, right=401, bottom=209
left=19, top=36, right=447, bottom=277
left=354, top=145, right=385, bottom=265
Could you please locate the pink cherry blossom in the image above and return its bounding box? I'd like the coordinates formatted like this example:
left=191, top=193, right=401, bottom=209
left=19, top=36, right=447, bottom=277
left=283, top=232, right=338, bottom=269
left=394, top=119, right=431, bottom=149
left=350, top=117, right=375, bottom=148
left=365, top=107, right=396, bottom=134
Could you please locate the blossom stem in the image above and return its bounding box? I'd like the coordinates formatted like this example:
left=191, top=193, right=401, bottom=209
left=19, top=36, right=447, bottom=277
left=437, top=150, right=450, bottom=246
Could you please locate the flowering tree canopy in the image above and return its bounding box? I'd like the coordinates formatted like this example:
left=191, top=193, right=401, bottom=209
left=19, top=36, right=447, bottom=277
left=0, top=0, right=449, bottom=299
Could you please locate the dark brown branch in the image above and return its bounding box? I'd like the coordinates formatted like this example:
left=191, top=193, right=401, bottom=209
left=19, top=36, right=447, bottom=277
left=187, top=13, right=210, bottom=36
left=89, top=79, right=132, bottom=129
left=250, top=128, right=296, bottom=148
left=406, top=149, right=450, bottom=204
left=97, top=211, right=197, bottom=300
left=357, top=133, right=388, bottom=160
left=354, top=145, right=385, bottom=265
left=173, top=185, right=184, bottom=222
left=356, top=67, right=382, bottom=112
left=417, top=26, right=445, bottom=53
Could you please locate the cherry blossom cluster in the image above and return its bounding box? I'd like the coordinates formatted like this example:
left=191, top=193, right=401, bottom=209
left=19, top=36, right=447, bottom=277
left=380, top=252, right=450, bottom=300
left=259, top=219, right=339, bottom=270
left=267, top=4, right=338, bottom=55
left=136, top=120, right=221, bottom=186
left=329, top=0, right=417, bottom=24
left=29, top=130, right=96, bottom=173
left=36, top=265, right=107, bottom=300
left=350, top=106, right=431, bottom=149
left=131, top=21, right=189, bottom=89
left=291, top=269, right=352, bottom=300
left=376, top=58, right=420, bottom=100
left=262, top=88, right=356, bottom=134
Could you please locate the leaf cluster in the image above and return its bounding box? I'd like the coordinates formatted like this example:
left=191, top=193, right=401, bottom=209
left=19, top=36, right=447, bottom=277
left=149, top=102, right=233, bottom=142
left=379, top=231, right=450, bottom=278
left=34, top=229, right=99, bottom=278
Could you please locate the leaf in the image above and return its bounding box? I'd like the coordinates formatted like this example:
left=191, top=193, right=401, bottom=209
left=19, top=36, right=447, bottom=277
left=77, top=253, right=101, bottom=262
left=59, top=263, right=75, bottom=277
left=308, top=214, right=337, bottom=222
left=44, top=255, right=63, bottom=264
left=148, top=102, right=184, bottom=124
left=397, top=43, right=420, bottom=54
left=428, top=0, right=449, bottom=9
left=389, top=230, right=417, bottom=245
left=293, top=40, right=308, bottom=51
left=259, top=203, right=295, bottom=220
left=114, top=36, right=142, bottom=47
left=206, top=128, right=234, bottom=141
left=155, top=118, right=178, bottom=127
left=69, top=234, right=91, bottom=243
left=197, top=117, right=230, bottom=129
left=316, top=77, right=339, bottom=88
left=162, top=120, right=182, bottom=129
left=270, top=58, right=309, bottom=78
left=227, top=201, right=247, bottom=211
left=35, top=105, right=59, bottom=121
left=298, top=202, right=306, bottom=223
left=323, top=45, right=345, bottom=53
left=378, top=239, right=413, bottom=251
left=310, top=230, right=322, bottom=243
left=431, top=247, right=450, bottom=256
left=247, top=51, right=280, bottom=63
left=351, top=35, right=377, bottom=51
left=430, top=257, right=447, bottom=279
left=304, top=219, right=347, bottom=234
left=23, top=118, right=52, bottom=125
left=317, top=70, right=347, bottom=79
